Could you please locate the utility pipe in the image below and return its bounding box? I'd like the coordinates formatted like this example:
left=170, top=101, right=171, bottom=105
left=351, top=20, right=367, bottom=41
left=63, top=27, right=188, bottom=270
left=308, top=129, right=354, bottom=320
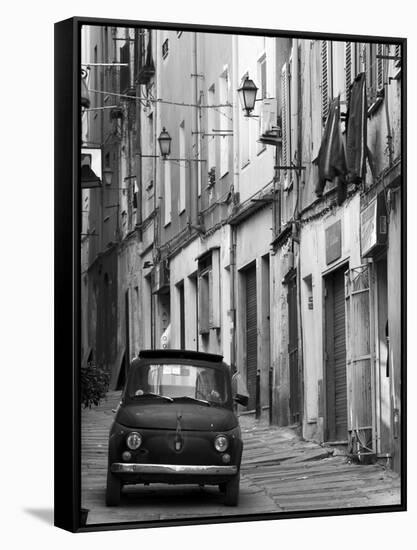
left=135, top=28, right=143, bottom=236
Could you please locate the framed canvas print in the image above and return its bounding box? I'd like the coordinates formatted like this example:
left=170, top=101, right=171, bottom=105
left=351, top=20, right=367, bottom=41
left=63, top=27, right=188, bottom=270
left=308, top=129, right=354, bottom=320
left=54, top=16, right=406, bottom=533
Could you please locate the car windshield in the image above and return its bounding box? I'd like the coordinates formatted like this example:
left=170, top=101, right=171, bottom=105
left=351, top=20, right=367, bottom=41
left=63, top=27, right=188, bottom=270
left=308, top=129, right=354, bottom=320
left=126, top=363, right=230, bottom=405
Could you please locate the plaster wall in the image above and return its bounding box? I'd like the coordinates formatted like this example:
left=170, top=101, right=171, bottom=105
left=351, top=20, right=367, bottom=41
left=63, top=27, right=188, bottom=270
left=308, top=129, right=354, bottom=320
left=299, top=193, right=361, bottom=441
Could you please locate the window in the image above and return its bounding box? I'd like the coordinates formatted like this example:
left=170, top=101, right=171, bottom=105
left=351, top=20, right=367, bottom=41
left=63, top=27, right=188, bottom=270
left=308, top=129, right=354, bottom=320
left=133, top=179, right=139, bottom=224
left=344, top=42, right=361, bottom=103
left=198, top=249, right=221, bottom=334
left=218, top=69, right=230, bottom=178
left=321, top=41, right=345, bottom=123
left=207, top=84, right=216, bottom=177
left=364, top=43, right=385, bottom=108
left=126, top=363, right=230, bottom=404
left=179, top=121, right=186, bottom=213
left=119, top=42, right=130, bottom=93
left=164, top=160, right=171, bottom=226
left=162, top=38, right=169, bottom=59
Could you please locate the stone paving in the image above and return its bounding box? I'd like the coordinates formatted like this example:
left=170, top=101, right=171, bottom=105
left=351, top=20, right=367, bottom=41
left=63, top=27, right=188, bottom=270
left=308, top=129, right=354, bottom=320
left=81, top=391, right=401, bottom=525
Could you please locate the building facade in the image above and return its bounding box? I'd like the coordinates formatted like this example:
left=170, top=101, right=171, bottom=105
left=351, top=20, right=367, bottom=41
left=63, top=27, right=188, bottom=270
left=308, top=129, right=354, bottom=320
left=81, top=27, right=403, bottom=472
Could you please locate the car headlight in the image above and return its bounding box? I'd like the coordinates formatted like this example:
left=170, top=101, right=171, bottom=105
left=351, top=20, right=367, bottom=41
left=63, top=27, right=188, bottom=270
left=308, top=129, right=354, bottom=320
left=214, top=434, right=229, bottom=452
left=126, top=432, right=142, bottom=450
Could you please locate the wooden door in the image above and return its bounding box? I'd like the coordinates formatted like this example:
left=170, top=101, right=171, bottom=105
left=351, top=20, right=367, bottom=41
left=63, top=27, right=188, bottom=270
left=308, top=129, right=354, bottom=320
left=325, top=267, right=348, bottom=441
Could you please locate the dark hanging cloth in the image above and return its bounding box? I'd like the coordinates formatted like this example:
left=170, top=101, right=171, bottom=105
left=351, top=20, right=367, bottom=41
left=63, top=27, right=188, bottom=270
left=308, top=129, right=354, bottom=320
left=346, top=72, right=367, bottom=184
left=313, top=96, right=347, bottom=202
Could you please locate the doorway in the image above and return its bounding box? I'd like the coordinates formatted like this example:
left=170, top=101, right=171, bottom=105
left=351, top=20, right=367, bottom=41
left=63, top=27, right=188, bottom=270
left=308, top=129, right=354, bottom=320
left=375, top=256, right=391, bottom=454
left=324, top=266, right=348, bottom=441
left=245, top=263, right=257, bottom=411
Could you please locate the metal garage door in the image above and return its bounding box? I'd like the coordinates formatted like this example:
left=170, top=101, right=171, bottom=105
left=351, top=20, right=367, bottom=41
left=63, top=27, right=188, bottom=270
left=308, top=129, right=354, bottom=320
left=325, top=267, right=348, bottom=441
left=246, top=265, right=257, bottom=410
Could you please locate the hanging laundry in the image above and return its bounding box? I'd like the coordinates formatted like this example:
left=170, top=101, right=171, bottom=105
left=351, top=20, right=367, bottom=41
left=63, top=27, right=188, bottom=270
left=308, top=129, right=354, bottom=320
left=346, top=72, right=368, bottom=184
left=313, top=96, right=347, bottom=201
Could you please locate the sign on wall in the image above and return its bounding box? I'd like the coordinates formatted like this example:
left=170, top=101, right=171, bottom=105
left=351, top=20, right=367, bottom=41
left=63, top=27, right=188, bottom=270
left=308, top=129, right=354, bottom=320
left=361, top=194, right=387, bottom=257
left=325, top=220, right=342, bottom=265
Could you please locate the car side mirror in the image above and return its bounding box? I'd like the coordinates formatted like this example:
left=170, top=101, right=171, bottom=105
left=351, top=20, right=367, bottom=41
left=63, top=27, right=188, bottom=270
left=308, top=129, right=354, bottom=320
left=234, top=394, right=249, bottom=407
left=112, top=401, right=122, bottom=414
left=232, top=372, right=249, bottom=408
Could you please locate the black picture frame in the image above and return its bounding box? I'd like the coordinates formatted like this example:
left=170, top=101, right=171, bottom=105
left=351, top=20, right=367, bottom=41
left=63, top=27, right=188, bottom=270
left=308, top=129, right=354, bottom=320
left=54, top=16, right=407, bottom=533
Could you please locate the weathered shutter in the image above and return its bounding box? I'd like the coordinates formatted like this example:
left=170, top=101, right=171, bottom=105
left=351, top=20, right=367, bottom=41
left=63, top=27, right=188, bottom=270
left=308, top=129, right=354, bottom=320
left=345, top=265, right=374, bottom=443
left=246, top=265, right=257, bottom=410
left=179, top=282, right=185, bottom=350
left=376, top=43, right=384, bottom=91
left=345, top=42, right=352, bottom=103
left=321, top=41, right=330, bottom=123
left=281, top=62, right=291, bottom=187
left=198, top=272, right=210, bottom=334
left=210, top=248, right=221, bottom=329
left=394, top=44, right=401, bottom=67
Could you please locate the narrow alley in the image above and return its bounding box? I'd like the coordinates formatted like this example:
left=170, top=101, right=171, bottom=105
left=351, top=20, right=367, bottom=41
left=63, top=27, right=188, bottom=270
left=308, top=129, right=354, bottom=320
left=81, top=392, right=400, bottom=525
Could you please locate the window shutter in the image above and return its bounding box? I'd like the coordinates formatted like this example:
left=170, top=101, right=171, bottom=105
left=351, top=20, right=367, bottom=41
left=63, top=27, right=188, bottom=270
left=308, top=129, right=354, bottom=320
left=394, top=44, right=401, bottom=67
left=281, top=62, right=291, bottom=187
left=376, top=43, right=384, bottom=91
left=345, top=42, right=352, bottom=103
left=119, top=43, right=130, bottom=93
left=344, top=265, right=374, bottom=442
left=208, top=269, right=214, bottom=327
left=321, top=41, right=330, bottom=123
left=198, top=272, right=210, bottom=334
left=210, top=248, right=221, bottom=329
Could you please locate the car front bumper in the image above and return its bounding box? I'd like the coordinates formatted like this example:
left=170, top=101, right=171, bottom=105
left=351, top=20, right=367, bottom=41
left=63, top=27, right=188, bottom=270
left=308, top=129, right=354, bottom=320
left=111, top=463, right=238, bottom=475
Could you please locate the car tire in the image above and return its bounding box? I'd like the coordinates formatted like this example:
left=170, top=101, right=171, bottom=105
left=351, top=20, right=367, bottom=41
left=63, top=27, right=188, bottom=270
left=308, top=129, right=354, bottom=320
left=224, top=474, right=240, bottom=506
left=105, top=470, right=121, bottom=506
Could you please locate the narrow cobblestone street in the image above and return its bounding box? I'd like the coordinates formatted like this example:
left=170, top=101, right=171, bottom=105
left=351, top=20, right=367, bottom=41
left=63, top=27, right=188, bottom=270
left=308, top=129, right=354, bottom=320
left=81, top=392, right=400, bottom=525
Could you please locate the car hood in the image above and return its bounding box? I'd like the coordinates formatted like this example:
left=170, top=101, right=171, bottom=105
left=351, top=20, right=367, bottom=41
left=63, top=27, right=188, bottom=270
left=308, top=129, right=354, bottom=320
left=116, top=401, right=238, bottom=431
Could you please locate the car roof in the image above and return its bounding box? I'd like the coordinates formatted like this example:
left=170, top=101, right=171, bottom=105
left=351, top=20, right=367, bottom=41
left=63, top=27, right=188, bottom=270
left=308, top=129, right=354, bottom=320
left=137, top=349, right=224, bottom=364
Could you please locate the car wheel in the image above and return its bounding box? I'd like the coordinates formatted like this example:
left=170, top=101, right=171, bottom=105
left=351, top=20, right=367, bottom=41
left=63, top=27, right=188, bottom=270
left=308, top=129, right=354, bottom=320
left=224, top=474, right=240, bottom=506
left=105, top=469, right=121, bottom=506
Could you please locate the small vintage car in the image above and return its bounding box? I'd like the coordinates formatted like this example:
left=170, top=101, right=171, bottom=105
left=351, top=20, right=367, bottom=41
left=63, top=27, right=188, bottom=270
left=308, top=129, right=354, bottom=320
left=106, top=349, right=248, bottom=507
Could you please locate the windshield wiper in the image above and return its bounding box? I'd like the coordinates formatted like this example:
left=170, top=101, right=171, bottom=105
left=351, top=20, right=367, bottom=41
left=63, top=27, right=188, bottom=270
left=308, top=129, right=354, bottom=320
left=132, top=391, right=173, bottom=402
left=174, top=396, right=211, bottom=406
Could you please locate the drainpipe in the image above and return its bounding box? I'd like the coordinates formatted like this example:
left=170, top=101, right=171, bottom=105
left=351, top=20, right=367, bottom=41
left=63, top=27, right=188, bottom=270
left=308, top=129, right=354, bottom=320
left=292, top=38, right=305, bottom=428
left=383, top=47, right=393, bottom=167
left=135, top=29, right=143, bottom=239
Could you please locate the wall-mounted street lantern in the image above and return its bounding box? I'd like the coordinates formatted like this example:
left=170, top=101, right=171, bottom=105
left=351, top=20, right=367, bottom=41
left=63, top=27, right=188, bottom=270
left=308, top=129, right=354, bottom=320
left=158, top=127, right=172, bottom=159
left=237, top=75, right=258, bottom=117
left=102, top=166, right=113, bottom=186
